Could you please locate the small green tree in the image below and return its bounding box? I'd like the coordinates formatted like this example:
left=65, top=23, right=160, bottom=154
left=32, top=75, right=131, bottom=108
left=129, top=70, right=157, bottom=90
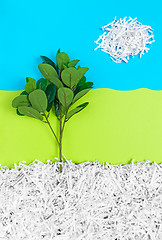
left=12, top=49, right=93, bottom=172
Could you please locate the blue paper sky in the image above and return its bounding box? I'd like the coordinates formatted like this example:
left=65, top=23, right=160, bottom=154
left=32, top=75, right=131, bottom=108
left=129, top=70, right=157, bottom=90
left=0, top=0, right=161, bottom=90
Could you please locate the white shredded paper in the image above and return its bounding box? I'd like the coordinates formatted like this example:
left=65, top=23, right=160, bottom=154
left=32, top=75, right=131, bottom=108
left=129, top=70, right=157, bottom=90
left=94, top=17, right=155, bottom=63
left=0, top=158, right=162, bottom=240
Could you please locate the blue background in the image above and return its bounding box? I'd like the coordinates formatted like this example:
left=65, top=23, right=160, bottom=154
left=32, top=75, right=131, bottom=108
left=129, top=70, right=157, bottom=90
left=0, top=0, right=161, bottom=90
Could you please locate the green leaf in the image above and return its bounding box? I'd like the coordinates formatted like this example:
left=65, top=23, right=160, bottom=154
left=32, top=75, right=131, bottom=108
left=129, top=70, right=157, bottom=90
left=57, top=87, right=74, bottom=107
left=63, top=63, right=68, bottom=69
left=46, top=102, right=53, bottom=112
left=53, top=100, right=60, bottom=117
left=38, top=63, right=63, bottom=88
left=66, top=102, right=89, bottom=121
left=12, top=95, right=30, bottom=108
left=40, top=56, right=59, bottom=74
left=45, top=83, right=56, bottom=103
left=16, top=108, right=24, bottom=116
left=78, top=76, right=86, bottom=86
left=61, top=104, right=66, bottom=116
left=38, top=63, right=57, bottom=78
left=53, top=100, right=65, bottom=117
left=78, top=67, right=89, bottom=79
left=61, top=67, right=81, bottom=88
left=20, top=91, right=28, bottom=95
left=25, top=77, right=36, bottom=94
left=36, top=78, right=48, bottom=91
left=68, top=60, right=80, bottom=67
left=80, top=82, right=93, bottom=90
left=74, top=81, right=93, bottom=95
left=29, top=89, right=48, bottom=113
left=18, top=106, right=43, bottom=121
left=77, top=82, right=94, bottom=92
left=73, top=88, right=91, bottom=103
left=56, top=52, right=69, bottom=71
left=57, top=48, right=61, bottom=55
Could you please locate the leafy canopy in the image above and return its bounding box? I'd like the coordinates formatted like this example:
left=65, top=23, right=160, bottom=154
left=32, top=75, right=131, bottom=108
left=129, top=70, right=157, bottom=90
left=12, top=48, right=93, bottom=122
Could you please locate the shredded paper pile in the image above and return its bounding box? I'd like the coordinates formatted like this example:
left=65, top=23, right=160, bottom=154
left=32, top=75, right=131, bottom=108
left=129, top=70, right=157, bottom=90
left=0, top=158, right=162, bottom=240
left=94, top=17, right=155, bottom=63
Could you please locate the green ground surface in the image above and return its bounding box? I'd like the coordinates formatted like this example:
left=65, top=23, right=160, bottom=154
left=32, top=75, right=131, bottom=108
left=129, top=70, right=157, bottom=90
left=0, top=89, right=162, bottom=168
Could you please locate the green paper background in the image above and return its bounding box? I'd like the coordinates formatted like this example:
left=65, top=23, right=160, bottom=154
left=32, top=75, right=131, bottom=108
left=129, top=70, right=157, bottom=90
left=0, top=89, right=162, bottom=168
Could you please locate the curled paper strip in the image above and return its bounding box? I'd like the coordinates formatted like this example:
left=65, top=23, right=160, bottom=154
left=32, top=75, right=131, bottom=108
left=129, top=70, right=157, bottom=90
left=94, top=17, right=155, bottom=63
left=0, top=158, right=162, bottom=239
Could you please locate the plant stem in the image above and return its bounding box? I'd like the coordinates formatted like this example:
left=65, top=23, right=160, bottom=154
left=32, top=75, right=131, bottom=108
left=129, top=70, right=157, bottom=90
left=58, top=106, right=69, bottom=172
left=59, top=104, right=62, bottom=172
left=43, top=113, right=60, bottom=146
left=61, top=107, right=69, bottom=135
left=44, top=112, right=63, bottom=172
